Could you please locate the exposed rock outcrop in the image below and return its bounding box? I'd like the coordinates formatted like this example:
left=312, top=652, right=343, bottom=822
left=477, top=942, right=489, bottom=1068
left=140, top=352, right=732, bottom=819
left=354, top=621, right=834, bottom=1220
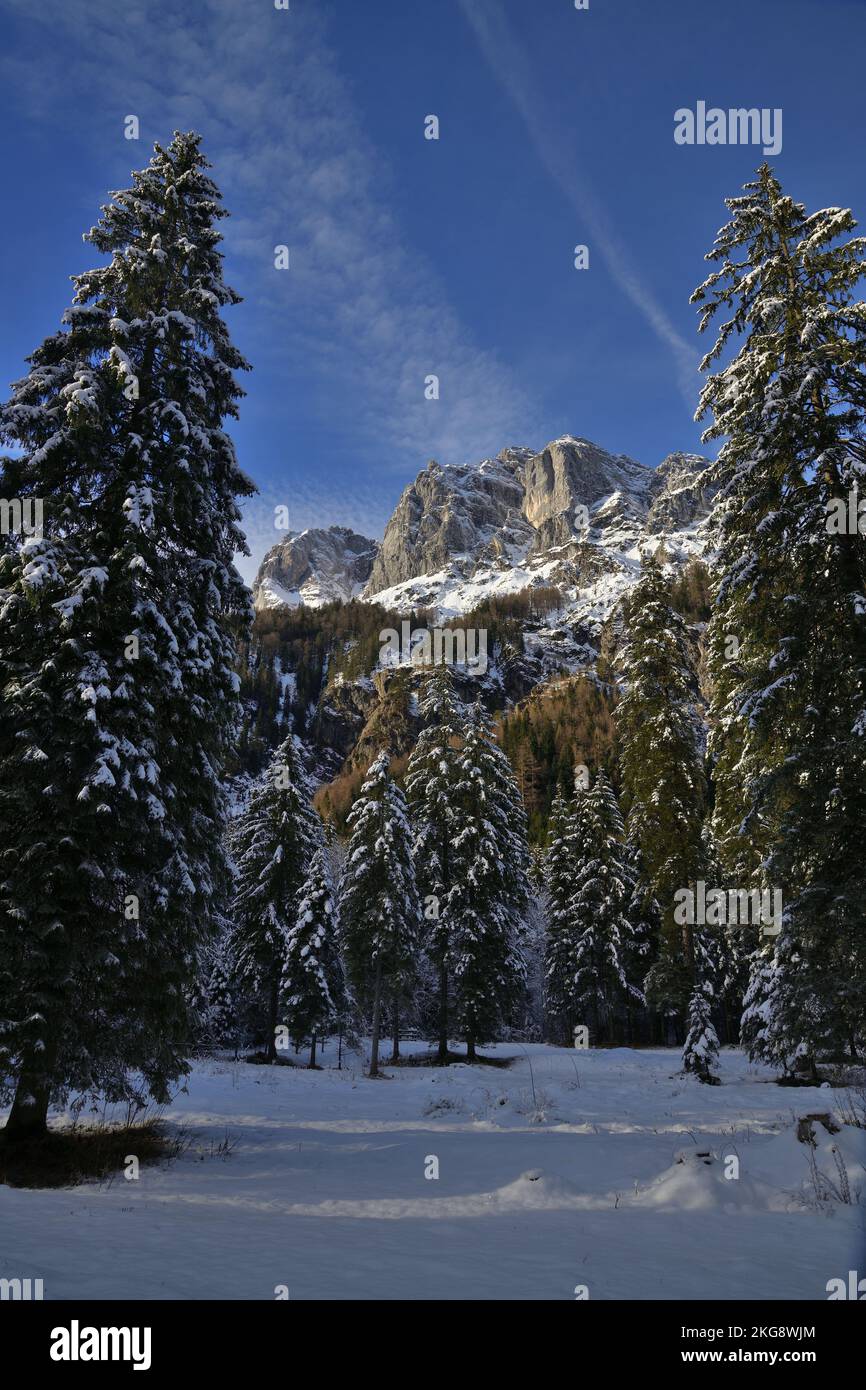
left=253, top=526, right=379, bottom=611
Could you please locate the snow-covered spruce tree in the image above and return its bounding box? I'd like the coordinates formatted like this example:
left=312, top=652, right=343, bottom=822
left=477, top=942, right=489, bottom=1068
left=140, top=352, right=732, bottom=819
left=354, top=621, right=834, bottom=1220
left=542, top=772, right=596, bottom=1045
left=682, top=981, right=721, bottom=1085
left=340, top=752, right=420, bottom=1077
left=228, top=735, right=320, bottom=1062
left=700, top=825, right=752, bottom=1046
left=405, top=666, right=466, bottom=1060
left=186, top=931, right=237, bottom=1052
left=738, top=947, right=784, bottom=1069
left=0, top=132, right=254, bottom=1139
left=542, top=784, right=579, bottom=1044
left=618, top=556, right=708, bottom=1027
left=569, top=772, right=645, bottom=1045
left=682, top=916, right=721, bottom=1083
left=447, top=702, right=530, bottom=1059
left=738, top=931, right=814, bottom=1074
left=692, top=165, right=866, bottom=1071
left=279, top=844, right=347, bottom=1067
left=518, top=881, right=548, bottom=1042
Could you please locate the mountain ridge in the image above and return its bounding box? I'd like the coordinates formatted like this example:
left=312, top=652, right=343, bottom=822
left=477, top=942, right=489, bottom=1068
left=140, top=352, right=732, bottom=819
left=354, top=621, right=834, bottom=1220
left=252, top=436, right=717, bottom=630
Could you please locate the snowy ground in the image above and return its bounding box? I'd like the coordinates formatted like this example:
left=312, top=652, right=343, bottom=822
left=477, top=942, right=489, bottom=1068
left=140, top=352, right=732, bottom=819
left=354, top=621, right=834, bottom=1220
left=2, top=1045, right=864, bottom=1301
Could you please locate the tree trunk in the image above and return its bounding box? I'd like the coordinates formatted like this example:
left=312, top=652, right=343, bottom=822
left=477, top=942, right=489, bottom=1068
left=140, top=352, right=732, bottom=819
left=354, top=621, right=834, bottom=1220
left=683, top=921, right=694, bottom=981
left=391, top=999, right=400, bottom=1062
left=4, top=1040, right=57, bottom=1141
left=437, top=963, right=448, bottom=1062
left=369, top=961, right=383, bottom=1078
left=308, top=1033, right=317, bottom=1068
left=466, top=1036, right=477, bottom=1062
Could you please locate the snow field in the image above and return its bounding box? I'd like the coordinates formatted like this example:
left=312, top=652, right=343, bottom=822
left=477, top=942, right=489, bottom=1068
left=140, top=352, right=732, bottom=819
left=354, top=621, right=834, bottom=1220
left=2, top=1044, right=863, bottom=1301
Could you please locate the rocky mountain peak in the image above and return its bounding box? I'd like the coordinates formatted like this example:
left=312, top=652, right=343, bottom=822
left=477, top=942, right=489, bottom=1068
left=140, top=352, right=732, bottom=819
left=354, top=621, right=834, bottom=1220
left=518, top=436, right=652, bottom=531
left=253, top=525, right=379, bottom=611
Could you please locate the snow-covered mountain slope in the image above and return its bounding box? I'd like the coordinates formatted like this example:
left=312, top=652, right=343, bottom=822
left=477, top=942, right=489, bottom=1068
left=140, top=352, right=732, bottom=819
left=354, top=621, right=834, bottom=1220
left=251, top=437, right=717, bottom=626
left=253, top=526, right=379, bottom=611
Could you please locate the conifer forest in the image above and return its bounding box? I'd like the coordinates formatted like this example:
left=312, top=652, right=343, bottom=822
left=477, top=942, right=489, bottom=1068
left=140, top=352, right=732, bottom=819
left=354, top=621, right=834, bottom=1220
left=0, top=0, right=863, bottom=1353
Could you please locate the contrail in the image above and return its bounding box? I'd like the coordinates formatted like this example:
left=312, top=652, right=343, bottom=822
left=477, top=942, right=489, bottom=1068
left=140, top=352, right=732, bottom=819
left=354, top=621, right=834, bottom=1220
left=457, top=0, right=698, bottom=410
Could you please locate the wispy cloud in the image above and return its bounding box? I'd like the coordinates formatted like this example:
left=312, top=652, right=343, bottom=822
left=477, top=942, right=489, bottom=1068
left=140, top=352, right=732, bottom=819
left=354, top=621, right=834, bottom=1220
left=457, top=0, right=698, bottom=408
left=2, top=0, right=541, bottom=466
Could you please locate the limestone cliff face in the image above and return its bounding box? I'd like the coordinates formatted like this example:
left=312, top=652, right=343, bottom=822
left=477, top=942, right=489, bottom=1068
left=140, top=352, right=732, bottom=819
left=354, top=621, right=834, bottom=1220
left=519, top=437, right=652, bottom=530
left=646, top=453, right=718, bottom=533
left=365, top=449, right=534, bottom=596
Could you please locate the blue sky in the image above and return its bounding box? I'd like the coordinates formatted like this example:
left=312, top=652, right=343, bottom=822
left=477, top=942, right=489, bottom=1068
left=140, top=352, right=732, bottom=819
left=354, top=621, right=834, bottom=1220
left=1, top=0, right=864, bottom=582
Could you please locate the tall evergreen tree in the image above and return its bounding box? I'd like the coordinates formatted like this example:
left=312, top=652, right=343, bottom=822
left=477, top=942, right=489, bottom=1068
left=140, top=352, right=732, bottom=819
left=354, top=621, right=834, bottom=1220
left=187, top=932, right=237, bottom=1051
left=541, top=770, right=598, bottom=1044
left=228, top=735, right=320, bottom=1061
left=703, top=827, right=752, bottom=1045
left=569, top=772, right=645, bottom=1044
left=693, top=165, right=866, bottom=1071
left=447, top=703, right=531, bottom=1058
left=542, top=784, right=579, bottom=1044
left=0, top=132, right=253, bottom=1137
left=739, top=946, right=788, bottom=1071
left=405, top=667, right=466, bottom=1060
left=340, top=752, right=420, bottom=1077
left=618, top=557, right=708, bottom=1022
left=682, top=910, right=721, bottom=1084
left=279, top=844, right=346, bottom=1066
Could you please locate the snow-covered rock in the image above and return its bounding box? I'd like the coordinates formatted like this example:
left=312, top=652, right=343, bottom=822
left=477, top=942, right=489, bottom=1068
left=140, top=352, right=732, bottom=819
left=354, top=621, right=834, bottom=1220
left=253, top=526, right=379, bottom=611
